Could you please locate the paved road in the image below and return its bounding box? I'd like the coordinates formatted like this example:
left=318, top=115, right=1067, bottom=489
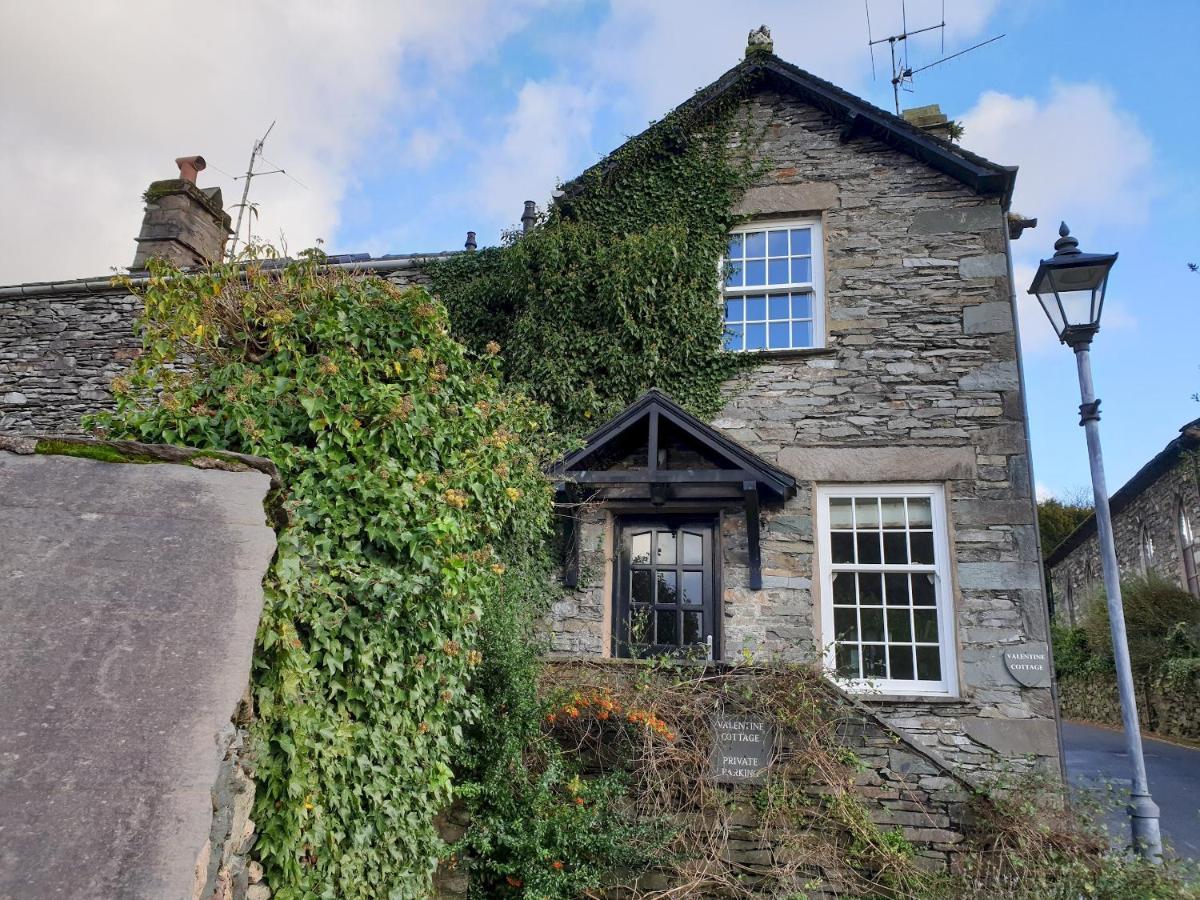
left=1061, top=720, right=1200, bottom=859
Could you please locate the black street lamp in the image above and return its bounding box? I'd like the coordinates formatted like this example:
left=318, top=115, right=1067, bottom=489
left=1029, top=223, right=1161, bottom=861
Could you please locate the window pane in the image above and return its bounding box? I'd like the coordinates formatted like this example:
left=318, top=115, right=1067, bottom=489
left=768, top=322, right=790, bottom=349
left=727, top=234, right=743, bottom=259
left=883, top=531, right=907, bottom=565
left=744, top=259, right=766, bottom=286
left=630, top=532, right=651, bottom=564
left=856, top=531, right=882, bottom=564
left=912, top=574, right=936, bottom=606
left=724, top=261, right=743, bottom=288
left=829, top=498, right=853, bottom=528
left=916, top=646, right=942, bottom=681
left=682, top=532, right=703, bottom=565
left=656, top=532, right=676, bottom=565
left=860, top=607, right=884, bottom=642
left=832, top=571, right=855, bottom=605
left=744, top=231, right=766, bottom=258
left=834, top=607, right=858, bottom=641
left=631, top=570, right=652, bottom=604
left=791, top=321, right=813, bottom=348
left=913, top=608, right=939, bottom=643
left=744, top=296, right=766, bottom=320
left=656, top=609, right=678, bottom=646
left=724, top=323, right=743, bottom=352
left=910, top=531, right=934, bottom=565
left=855, top=497, right=880, bottom=529
left=889, top=645, right=916, bottom=680
left=681, top=571, right=703, bottom=606
left=768, top=295, right=790, bottom=319
left=881, top=498, right=905, bottom=529
left=631, top=607, right=652, bottom=646
left=884, top=573, right=909, bottom=605
left=858, top=572, right=883, bottom=606
left=836, top=643, right=860, bottom=678
left=768, top=229, right=788, bottom=256
left=863, top=644, right=887, bottom=677
left=790, top=228, right=812, bottom=255
left=656, top=571, right=678, bottom=605
left=887, top=609, right=912, bottom=642
left=791, top=257, right=812, bottom=283
left=745, top=323, right=766, bottom=351
left=768, top=258, right=790, bottom=285
left=791, top=293, right=812, bottom=318
left=724, top=298, right=744, bottom=322
left=908, top=497, right=932, bottom=528
left=683, top=611, right=704, bottom=645
left=831, top=532, right=855, bottom=564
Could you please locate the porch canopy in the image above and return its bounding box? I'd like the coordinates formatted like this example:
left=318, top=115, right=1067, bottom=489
left=550, top=389, right=797, bottom=589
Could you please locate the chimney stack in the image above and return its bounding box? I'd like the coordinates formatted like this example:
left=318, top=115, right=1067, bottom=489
left=464, top=230, right=477, bottom=251
left=131, top=156, right=233, bottom=270
left=901, top=105, right=957, bottom=141
left=521, top=201, right=537, bottom=234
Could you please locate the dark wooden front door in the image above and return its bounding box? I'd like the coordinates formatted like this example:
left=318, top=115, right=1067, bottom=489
left=614, top=517, right=718, bottom=659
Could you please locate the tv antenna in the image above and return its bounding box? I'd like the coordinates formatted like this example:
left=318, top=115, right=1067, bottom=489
left=866, top=0, right=1004, bottom=115
left=227, top=121, right=306, bottom=259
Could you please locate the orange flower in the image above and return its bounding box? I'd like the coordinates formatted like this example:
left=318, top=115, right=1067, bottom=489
left=597, top=711, right=609, bottom=721
left=545, top=713, right=557, bottom=724
left=551, top=860, right=564, bottom=870
left=574, top=797, right=585, bottom=806
left=506, top=875, right=523, bottom=888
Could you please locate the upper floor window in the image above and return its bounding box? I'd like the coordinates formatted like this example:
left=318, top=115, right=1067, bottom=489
left=722, top=219, right=824, bottom=352
left=817, top=484, right=956, bottom=696
left=1179, top=501, right=1199, bottom=598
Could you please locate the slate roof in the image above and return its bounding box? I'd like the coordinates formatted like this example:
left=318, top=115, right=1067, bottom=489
left=1045, top=417, right=1200, bottom=567
left=559, top=50, right=1017, bottom=209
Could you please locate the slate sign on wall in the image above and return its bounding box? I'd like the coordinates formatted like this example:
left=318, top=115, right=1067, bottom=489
left=1002, top=641, right=1052, bottom=688
left=709, top=713, right=775, bottom=784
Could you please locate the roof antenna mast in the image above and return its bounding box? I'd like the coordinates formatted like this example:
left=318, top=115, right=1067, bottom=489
left=226, top=122, right=305, bottom=260
left=866, top=0, right=1004, bottom=116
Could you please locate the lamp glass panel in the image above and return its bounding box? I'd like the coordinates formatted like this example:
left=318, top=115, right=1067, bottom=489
left=1036, top=289, right=1067, bottom=337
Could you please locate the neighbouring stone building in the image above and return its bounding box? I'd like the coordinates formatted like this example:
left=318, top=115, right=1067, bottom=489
left=1, top=26, right=1058, bottom=811
left=1046, top=417, right=1200, bottom=625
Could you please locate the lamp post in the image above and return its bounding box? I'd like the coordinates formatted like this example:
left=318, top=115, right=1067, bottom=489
left=1029, top=223, right=1162, bottom=860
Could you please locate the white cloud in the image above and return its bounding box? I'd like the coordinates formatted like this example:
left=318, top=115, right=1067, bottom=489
left=0, top=0, right=547, bottom=283
left=960, top=82, right=1155, bottom=231
left=1035, top=482, right=1053, bottom=502
left=471, top=80, right=597, bottom=223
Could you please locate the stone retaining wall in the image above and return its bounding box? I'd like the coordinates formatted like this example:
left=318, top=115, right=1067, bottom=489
left=1059, top=669, right=1200, bottom=741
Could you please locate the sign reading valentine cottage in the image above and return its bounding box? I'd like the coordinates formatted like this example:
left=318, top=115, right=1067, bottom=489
left=1002, top=641, right=1052, bottom=688
left=709, top=714, right=775, bottom=784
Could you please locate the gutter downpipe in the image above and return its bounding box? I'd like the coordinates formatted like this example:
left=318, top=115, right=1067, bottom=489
left=1001, top=211, right=1068, bottom=785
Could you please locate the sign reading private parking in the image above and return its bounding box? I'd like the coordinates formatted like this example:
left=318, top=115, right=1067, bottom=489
left=710, top=714, right=775, bottom=784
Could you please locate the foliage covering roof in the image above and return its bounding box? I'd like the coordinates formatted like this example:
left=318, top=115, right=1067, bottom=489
left=558, top=49, right=1018, bottom=209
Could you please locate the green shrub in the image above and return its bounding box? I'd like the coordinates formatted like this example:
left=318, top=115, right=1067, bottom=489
left=88, top=256, right=558, bottom=898
left=1050, top=621, right=1111, bottom=679
left=1081, top=573, right=1200, bottom=677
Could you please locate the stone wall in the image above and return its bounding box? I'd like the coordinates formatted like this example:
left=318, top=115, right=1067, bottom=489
left=548, top=87, right=1057, bottom=782
left=1058, top=669, right=1200, bottom=741
left=434, top=661, right=983, bottom=898
left=1048, top=452, right=1200, bottom=626
left=0, top=289, right=141, bottom=433
left=0, top=259, right=438, bottom=436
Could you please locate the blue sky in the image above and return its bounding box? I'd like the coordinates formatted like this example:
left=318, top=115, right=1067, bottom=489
left=2, top=0, right=1196, bottom=498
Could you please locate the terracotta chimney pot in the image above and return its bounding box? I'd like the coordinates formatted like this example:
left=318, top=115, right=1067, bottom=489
left=174, top=156, right=207, bottom=184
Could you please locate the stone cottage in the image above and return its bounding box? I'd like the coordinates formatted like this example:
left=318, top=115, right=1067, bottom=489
left=1046, top=417, right=1200, bottom=625
left=0, top=32, right=1057, bottom=782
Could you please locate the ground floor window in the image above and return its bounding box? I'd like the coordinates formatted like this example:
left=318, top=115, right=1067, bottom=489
left=615, top=517, right=717, bottom=659
left=817, top=484, right=956, bottom=695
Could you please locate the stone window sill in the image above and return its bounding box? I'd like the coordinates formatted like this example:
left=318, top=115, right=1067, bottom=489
left=854, top=694, right=965, bottom=705
left=742, top=347, right=838, bottom=362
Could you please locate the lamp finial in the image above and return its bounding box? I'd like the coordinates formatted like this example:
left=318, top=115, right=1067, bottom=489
left=1054, top=221, right=1080, bottom=256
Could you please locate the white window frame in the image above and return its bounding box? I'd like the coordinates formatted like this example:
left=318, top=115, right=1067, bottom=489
left=721, top=217, right=826, bottom=352
left=816, top=484, right=958, bottom=697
